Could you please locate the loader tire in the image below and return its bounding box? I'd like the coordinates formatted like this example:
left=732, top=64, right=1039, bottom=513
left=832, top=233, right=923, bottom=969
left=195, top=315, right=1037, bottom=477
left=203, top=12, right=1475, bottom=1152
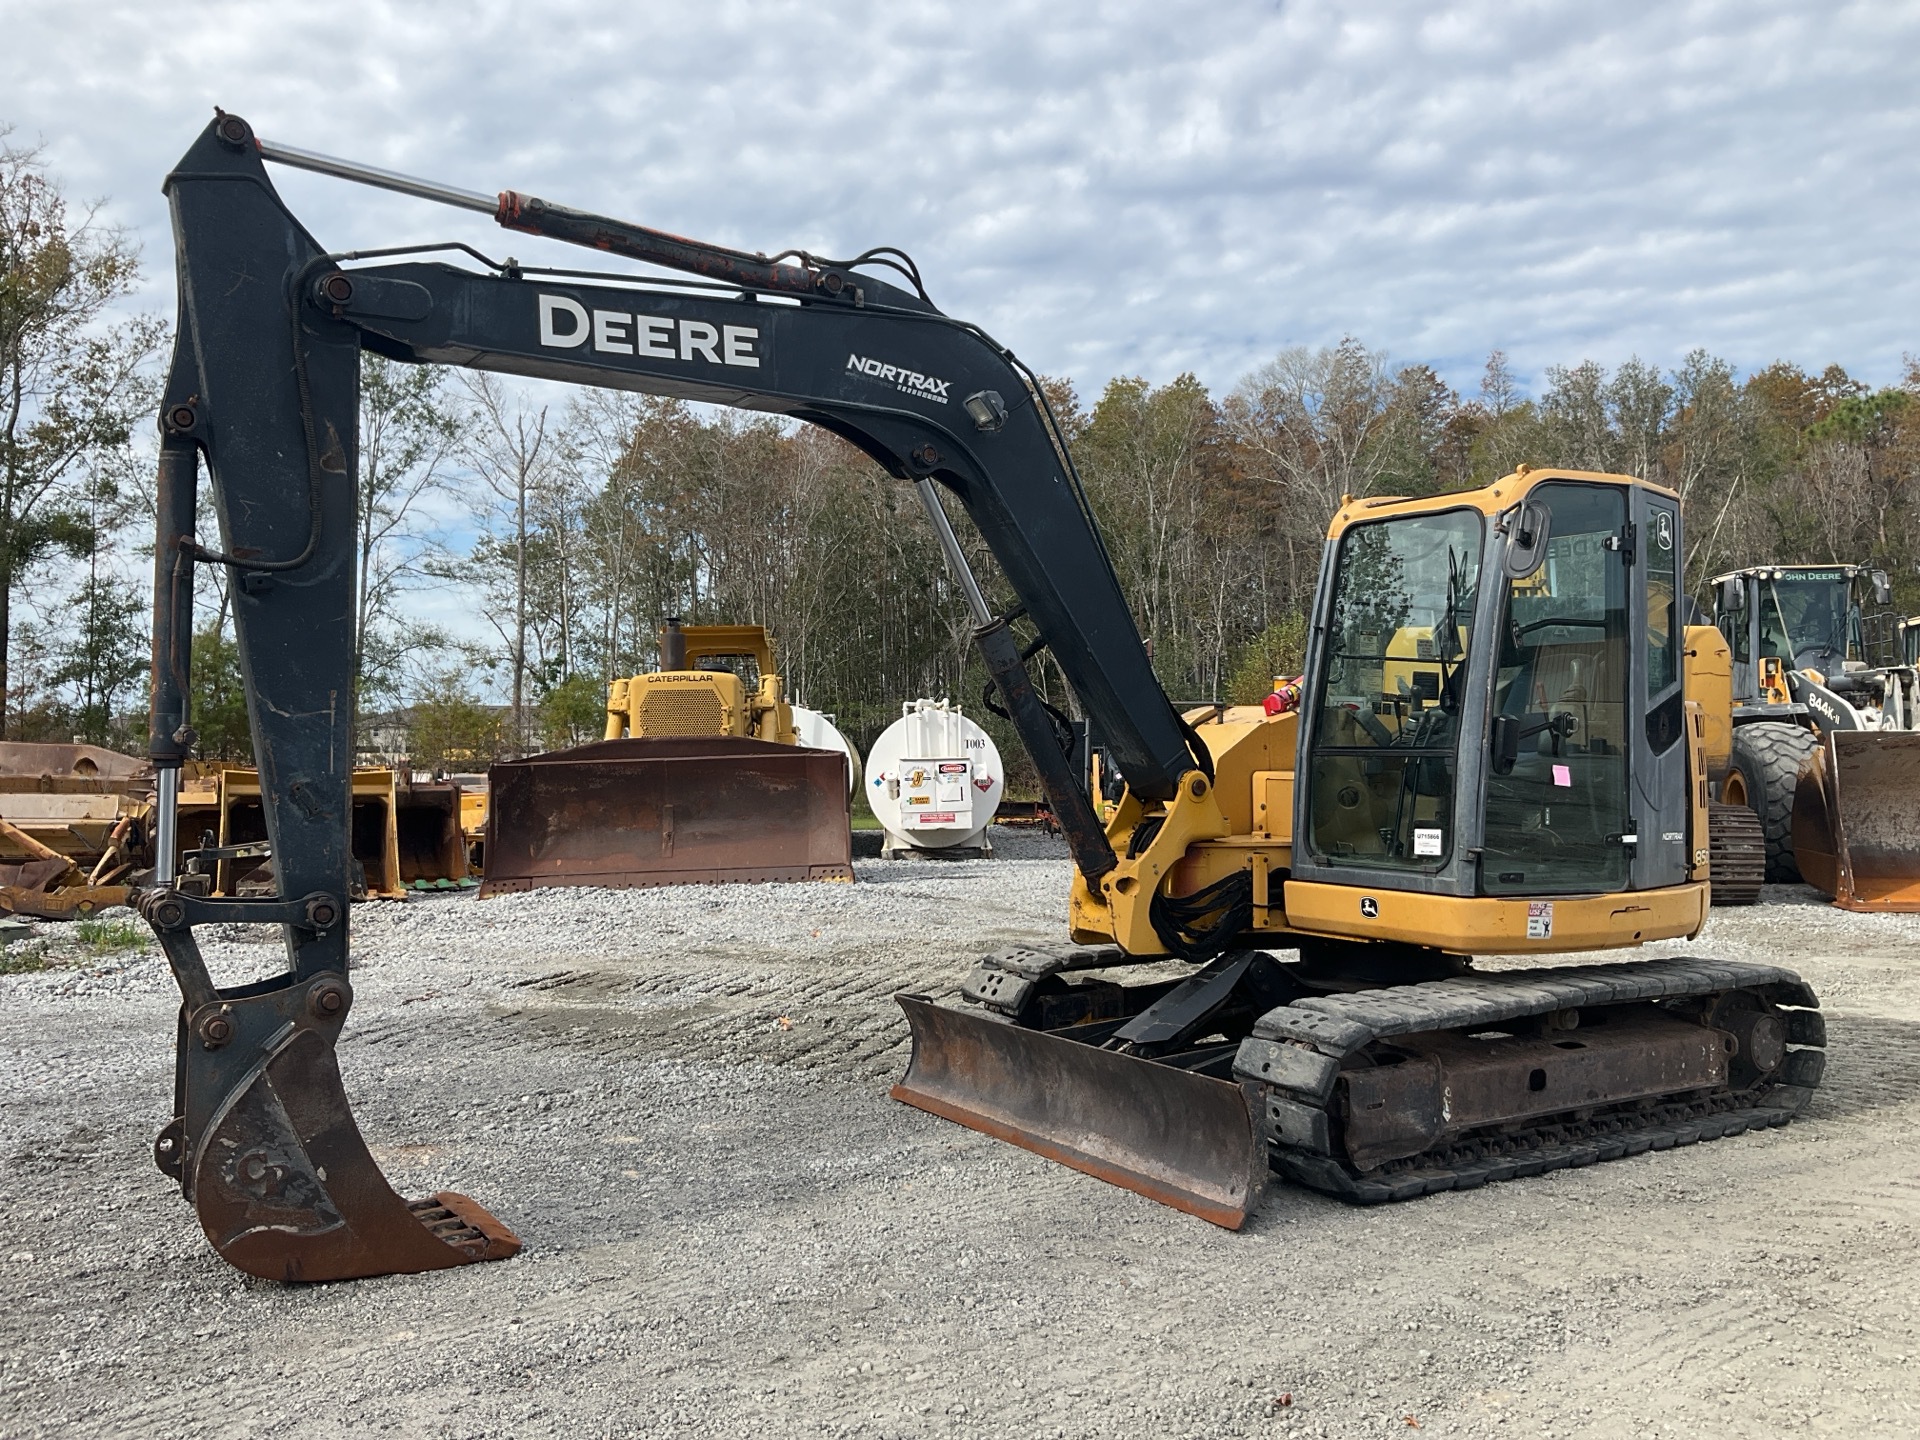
left=1707, top=801, right=1765, bottom=905
left=1725, top=722, right=1819, bottom=883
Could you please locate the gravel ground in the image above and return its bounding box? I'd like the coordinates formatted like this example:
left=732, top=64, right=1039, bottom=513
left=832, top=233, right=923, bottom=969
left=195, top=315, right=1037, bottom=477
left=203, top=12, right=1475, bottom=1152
left=4, top=826, right=1920, bottom=1438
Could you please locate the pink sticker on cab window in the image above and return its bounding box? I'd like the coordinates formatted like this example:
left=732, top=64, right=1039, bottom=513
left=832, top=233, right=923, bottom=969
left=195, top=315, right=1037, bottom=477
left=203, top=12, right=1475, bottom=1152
left=1552, top=764, right=1572, bottom=787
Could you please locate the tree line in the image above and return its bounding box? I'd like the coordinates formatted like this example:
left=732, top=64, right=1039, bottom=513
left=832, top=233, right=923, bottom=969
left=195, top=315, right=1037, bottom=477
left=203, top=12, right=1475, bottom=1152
left=5, top=136, right=1918, bottom=788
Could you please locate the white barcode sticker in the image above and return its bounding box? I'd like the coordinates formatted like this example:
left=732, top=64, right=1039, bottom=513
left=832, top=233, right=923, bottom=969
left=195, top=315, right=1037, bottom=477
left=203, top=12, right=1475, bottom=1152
left=1413, top=827, right=1443, bottom=857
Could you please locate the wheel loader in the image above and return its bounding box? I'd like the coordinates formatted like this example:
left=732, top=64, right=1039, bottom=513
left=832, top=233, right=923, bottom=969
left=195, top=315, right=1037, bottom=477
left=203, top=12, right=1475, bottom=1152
left=481, top=618, right=851, bottom=895
left=1709, top=565, right=1920, bottom=909
left=131, top=113, right=1824, bottom=1282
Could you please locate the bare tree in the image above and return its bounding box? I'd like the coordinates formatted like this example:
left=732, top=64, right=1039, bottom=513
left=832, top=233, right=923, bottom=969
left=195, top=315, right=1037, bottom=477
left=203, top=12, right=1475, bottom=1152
left=354, top=354, right=463, bottom=715
left=461, top=373, right=551, bottom=751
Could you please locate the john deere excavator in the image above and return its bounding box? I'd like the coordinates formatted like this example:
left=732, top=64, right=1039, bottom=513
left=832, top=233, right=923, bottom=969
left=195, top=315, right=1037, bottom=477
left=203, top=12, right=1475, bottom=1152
left=136, top=112, right=1823, bottom=1282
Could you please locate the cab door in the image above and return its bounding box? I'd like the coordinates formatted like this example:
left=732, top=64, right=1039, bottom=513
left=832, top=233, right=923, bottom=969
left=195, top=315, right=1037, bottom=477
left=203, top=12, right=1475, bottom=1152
left=1480, top=482, right=1635, bottom=896
left=1634, top=488, right=1690, bottom=889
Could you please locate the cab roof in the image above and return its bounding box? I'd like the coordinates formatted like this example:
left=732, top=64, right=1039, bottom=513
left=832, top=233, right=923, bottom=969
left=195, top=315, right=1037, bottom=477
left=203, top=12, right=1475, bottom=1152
left=1326, top=467, right=1675, bottom=538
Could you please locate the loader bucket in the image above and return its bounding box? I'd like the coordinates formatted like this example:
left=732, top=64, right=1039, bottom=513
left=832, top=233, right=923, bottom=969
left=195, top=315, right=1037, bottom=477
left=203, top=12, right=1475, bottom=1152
left=1792, top=730, right=1920, bottom=911
left=480, top=735, right=853, bottom=895
left=891, top=994, right=1266, bottom=1229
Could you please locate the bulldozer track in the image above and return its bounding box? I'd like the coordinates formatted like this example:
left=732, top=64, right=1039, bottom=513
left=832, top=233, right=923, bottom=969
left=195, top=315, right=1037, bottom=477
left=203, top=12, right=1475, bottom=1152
left=1250, top=956, right=1825, bottom=1203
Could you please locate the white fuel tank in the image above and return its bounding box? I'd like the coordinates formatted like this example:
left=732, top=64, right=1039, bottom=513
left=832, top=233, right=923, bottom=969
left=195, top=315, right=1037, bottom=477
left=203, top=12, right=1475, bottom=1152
left=864, top=699, right=1003, bottom=855
left=790, top=705, right=860, bottom=795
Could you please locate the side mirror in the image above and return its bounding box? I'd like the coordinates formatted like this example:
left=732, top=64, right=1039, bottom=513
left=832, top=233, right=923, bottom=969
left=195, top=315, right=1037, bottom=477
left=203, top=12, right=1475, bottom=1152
left=1490, top=713, right=1520, bottom=775
left=1873, top=570, right=1892, bottom=605
left=1501, top=500, right=1551, bottom=579
left=1716, top=578, right=1743, bottom=615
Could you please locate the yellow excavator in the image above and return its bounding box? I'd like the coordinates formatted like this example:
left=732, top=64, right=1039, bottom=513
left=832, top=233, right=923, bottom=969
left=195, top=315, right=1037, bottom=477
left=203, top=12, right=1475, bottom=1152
left=136, top=116, right=1822, bottom=1281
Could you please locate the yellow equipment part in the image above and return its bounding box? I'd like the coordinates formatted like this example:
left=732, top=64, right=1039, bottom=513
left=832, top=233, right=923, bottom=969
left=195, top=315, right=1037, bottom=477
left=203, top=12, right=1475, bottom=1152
left=605, top=621, right=797, bottom=744
left=1793, top=730, right=1920, bottom=911
left=459, top=784, right=488, bottom=872
left=195, top=769, right=405, bottom=899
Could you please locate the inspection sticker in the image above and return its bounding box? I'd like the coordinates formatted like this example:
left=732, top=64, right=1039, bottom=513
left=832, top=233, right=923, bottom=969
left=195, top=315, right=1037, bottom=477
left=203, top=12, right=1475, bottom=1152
left=1413, top=826, right=1444, bottom=857
left=1551, top=763, right=1573, bottom=787
left=1527, top=901, right=1554, bottom=939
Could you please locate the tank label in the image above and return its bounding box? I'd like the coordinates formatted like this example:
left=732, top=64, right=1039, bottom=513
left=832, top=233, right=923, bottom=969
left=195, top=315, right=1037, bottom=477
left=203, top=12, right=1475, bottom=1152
left=1527, top=901, right=1553, bottom=939
left=938, top=762, right=968, bottom=773
left=914, top=812, right=957, bottom=825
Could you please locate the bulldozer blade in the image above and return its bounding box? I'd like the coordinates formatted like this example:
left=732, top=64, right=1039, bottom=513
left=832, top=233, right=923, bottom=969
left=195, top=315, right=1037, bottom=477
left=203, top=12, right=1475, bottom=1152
left=1792, top=730, right=1920, bottom=912
left=168, top=974, right=520, bottom=1282
left=481, top=736, right=853, bottom=895
left=891, top=994, right=1266, bottom=1229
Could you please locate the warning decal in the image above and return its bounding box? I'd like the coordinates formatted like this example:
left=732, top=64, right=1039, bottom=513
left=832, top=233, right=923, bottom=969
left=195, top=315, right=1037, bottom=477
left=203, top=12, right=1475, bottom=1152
left=1526, top=901, right=1553, bottom=939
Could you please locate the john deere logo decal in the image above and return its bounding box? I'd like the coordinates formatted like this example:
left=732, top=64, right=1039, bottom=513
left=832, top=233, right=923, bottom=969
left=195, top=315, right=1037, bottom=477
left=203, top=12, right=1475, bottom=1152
left=1360, top=896, right=1379, bottom=919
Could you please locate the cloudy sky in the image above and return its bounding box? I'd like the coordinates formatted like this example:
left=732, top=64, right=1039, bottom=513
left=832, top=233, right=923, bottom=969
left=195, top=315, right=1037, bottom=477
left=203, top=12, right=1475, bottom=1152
left=6, top=0, right=1918, bottom=405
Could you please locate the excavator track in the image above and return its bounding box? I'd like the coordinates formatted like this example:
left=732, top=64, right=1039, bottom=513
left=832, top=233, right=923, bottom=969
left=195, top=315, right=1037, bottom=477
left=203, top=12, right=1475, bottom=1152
left=1240, top=956, right=1824, bottom=1203
left=899, top=951, right=1823, bottom=1224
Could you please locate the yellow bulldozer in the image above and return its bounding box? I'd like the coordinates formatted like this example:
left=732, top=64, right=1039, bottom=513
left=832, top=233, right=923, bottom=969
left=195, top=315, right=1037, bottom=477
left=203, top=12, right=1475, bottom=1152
left=481, top=620, right=852, bottom=895
left=603, top=619, right=798, bottom=745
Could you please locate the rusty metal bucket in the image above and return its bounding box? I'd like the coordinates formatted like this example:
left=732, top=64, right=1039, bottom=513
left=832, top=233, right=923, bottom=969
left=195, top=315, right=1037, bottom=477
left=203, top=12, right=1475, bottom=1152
left=891, top=994, right=1266, bottom=1229
left=1792, top=730, right=1920, bottom=911
left=395, top=780, right=469, bottom=884
left=152, top=962, right=522, bottom=1283
left=480, top=736, right=853, bottom=895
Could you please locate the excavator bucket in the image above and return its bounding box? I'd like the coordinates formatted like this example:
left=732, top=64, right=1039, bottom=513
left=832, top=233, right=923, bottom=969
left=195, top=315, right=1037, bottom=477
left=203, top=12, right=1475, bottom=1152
left=1792, top=730, right=1920, bottom=911
left=151, top=959, right=522, bottom=1282
left=891, top=994, right=1266, bottom=1228
left=481, top=735, right=853, bottom=895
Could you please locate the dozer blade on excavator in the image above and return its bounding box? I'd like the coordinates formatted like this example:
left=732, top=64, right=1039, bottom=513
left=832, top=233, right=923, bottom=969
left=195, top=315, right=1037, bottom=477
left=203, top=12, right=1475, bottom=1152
left=481, top=735, right=853, bottom=895
left=892, top=994, right=1266, bottom=1228
left=1793, top=730, right=1920, bottom=911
